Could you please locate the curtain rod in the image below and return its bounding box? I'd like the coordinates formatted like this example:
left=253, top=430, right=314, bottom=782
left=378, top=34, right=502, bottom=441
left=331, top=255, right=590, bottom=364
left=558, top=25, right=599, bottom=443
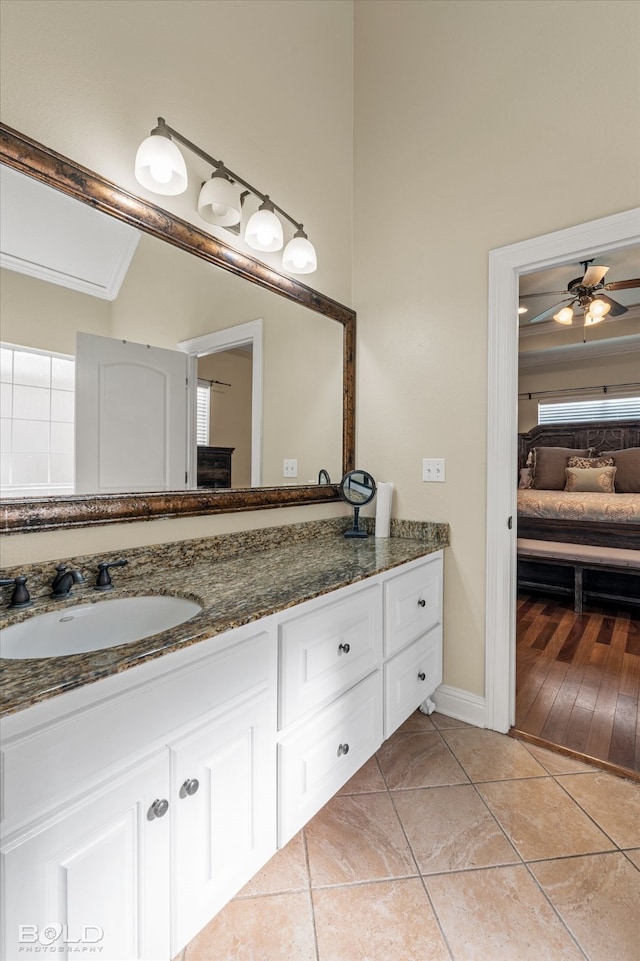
left=202, top=377, right=232, bottom=388
left=518, top=381, right=640, bottom=400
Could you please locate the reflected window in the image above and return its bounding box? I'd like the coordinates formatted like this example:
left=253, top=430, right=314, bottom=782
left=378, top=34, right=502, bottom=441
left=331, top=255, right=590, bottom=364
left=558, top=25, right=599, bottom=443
left=196, top=380, right=211, bottom=446
left=0, top=343, right=75, bottom=496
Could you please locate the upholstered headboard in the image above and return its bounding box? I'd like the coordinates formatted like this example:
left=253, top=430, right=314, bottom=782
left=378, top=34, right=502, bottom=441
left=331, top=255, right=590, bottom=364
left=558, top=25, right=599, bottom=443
left=518, top=419, right=640, bottom=471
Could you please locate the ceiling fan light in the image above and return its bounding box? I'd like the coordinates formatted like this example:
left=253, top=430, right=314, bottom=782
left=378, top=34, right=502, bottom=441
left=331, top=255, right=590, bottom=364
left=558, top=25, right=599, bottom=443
left=135, top=131, right=188, bottom=196
left=553, top=306, right=574, bottom=325
left=283, top=230, right=317, bottom=274
left=588, top=298, right=611, bottom=318
left=245, top=200, right=283, bottom=252
left=518, top=306, right=528, bottom=315
left=197, top=173, right=242, bottom=227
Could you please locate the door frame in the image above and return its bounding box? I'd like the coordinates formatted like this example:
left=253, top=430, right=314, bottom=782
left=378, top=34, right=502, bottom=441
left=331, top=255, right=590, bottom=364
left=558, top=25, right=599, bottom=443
left=484, top=207, right=640, bottom=733
left=178, top=319, right=264, bottom=488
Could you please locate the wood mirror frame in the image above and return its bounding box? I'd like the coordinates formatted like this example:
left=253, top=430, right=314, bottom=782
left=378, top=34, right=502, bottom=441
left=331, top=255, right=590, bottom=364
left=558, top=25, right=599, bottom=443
left=0, top=123, right=355, bottom=534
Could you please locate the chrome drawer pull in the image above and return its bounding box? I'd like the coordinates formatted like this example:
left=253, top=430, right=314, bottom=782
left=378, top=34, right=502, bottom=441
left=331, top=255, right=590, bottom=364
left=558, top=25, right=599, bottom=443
left=418, top=598, right=426, bottom=608
left=147, top=798, right=169, bottom=820
left=338, top=642, right=351, bottom=654
left=180, top=778, right=200, bottom=798
left=418, top=672, right=426, bottom=681
left=337, top=742, right=350, bottom=757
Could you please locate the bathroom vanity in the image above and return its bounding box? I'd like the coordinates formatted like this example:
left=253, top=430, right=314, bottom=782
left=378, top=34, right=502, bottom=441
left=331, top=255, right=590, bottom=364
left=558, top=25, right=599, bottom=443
left=0, top=520, right=447, bottom=960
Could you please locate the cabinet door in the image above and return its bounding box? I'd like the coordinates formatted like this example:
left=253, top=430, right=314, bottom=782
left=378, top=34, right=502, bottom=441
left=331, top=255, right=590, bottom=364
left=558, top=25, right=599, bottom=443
left=1, top=752, right=170, bottom=961
left=278, top=671, right=383, bottom=847
left=279, top=583, right=382, bottom=728
left=384, top=553, right=443, bottom=657
left=384, top=622, right=443, bottom=738
left=170, top=688, right=276, bottom=955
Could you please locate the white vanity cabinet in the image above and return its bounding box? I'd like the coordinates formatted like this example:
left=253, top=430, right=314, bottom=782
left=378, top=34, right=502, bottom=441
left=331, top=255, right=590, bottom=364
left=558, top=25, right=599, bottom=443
left=2, top=751, right=172, bottom=961
left=383, top=552, right=443, bottom=737
left=0, top=548, right=443, bottom=961
left=276, top=551, right=443, bottom=845
left=0, top=622, right=277, bottom=961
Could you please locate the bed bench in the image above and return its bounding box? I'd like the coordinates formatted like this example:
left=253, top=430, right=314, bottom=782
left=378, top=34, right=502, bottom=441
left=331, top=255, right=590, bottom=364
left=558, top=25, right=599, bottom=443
left=517, top=538, right=640, bottom=613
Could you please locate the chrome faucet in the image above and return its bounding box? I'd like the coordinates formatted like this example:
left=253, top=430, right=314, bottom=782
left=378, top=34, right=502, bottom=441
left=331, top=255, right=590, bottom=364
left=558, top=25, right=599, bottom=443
left=51, top=565, right=85, bottom=598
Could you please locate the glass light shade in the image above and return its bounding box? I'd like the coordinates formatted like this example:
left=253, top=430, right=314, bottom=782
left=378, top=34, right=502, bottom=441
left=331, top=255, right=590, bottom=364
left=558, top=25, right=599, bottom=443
left=197, top=175, right=242, bottom=227
left=584, top=310, right=604, bottom=327
left=283, top=234, right=318, bottom=274
left=245, top=205, right=283, bottom=252
left=588, top=298, right=611, bottom=318
left=553, top=306, right=574, bottom=325
left=135, top=134, right=188, bottom=195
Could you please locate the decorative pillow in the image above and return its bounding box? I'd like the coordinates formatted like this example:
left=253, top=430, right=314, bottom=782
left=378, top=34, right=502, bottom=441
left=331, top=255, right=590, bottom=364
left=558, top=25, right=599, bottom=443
left=518, top=468, right=533, bottom=489
left=567, top=456, right=614, bottom=469
left=600, top=448, right=640, bottom=494
left=531, top=447, right=592, bottom=490
left=564, top=466, right=617, bottom=493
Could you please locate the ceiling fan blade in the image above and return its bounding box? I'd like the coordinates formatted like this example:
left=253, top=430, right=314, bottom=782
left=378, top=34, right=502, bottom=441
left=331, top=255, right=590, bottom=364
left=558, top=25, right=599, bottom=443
left=604, top=277, right=640, bottom=291
left=582, top=264, right=609, bottom=286
left=525, top=299, right=572, bottom=324
left=519, top=289, right=570, bottom=299
left=597, top=294, right=628, bottom=317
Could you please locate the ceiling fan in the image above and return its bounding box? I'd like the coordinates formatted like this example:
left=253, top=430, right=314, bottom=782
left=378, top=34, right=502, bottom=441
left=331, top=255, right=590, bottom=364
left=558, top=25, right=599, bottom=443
left=520, top=259, right=640, bottom=326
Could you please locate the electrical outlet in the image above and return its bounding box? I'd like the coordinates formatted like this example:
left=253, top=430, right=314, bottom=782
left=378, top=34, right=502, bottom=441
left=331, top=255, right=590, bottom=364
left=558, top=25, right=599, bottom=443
left=422, top=458, right=446, bottom=482
left=283, top=458, right=298, bottom=478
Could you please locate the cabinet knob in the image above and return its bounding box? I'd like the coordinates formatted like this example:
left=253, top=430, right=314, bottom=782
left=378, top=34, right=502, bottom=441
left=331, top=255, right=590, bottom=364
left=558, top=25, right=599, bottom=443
left=180, top=778, right=200, bottom=798
left=417, top=598, right=426, bottom=608
left=337, top=742, right=350, bottom=757
left=338, top=642, right=351, bottom=654
left=418, top=672, right=426, bottom=681
left=147, top=798, right=169, bottom=820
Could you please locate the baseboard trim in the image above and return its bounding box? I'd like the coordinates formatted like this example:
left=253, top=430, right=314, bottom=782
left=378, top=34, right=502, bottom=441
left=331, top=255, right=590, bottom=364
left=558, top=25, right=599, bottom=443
left=433, top=684, right=486, bottom=728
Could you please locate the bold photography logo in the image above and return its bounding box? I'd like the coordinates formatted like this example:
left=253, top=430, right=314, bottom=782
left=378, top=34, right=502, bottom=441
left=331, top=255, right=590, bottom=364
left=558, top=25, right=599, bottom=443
left=18, top=923, right=104, bottom=951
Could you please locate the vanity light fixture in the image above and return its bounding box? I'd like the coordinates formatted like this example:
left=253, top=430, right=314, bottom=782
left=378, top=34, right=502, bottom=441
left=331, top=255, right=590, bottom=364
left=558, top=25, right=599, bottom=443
left=134, top=117, right=317, bottom=274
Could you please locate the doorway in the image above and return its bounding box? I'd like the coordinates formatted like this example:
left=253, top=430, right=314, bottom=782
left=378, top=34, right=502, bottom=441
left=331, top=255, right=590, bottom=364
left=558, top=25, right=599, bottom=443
left=179, top=319, right=264, bottom=489
left=484, top=207, right=640, bottom=734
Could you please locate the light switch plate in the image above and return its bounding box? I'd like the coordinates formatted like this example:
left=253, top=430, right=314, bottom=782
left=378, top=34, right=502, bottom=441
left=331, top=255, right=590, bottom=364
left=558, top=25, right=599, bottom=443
left=422, top=458, right=445, bottom=482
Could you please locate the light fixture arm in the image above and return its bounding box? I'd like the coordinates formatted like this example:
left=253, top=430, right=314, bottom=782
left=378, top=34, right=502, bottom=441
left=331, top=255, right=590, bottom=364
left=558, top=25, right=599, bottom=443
left=154, top=117, right=304, bottom=232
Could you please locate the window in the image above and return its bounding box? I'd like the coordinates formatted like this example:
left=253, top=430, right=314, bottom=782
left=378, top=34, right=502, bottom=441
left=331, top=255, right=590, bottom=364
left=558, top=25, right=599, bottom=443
left=196, top=380, right=211, bottom=445
left=538, top=396, right=640, bottom=424
left=0, top=343, right=75, bottom=496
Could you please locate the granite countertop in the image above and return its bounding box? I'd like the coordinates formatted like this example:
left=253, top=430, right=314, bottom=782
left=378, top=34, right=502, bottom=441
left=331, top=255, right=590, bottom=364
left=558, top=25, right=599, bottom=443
left=0, top=518, right=449, bottom=717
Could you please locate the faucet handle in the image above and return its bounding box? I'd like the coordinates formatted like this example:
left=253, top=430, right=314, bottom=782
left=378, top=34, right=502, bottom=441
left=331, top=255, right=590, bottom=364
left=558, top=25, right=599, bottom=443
left=95, top=558, right=128, bottom=592
left=0, top=575, right=32, bottom=609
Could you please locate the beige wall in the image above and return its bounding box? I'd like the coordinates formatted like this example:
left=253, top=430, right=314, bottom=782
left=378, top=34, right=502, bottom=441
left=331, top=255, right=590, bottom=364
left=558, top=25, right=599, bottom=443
left=518, top=351, right=640, bottom=433
left=353, top=0, right=640, bottom=696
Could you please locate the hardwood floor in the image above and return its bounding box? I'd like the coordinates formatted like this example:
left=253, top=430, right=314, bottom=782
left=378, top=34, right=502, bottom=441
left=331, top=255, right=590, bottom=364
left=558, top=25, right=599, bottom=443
left=513, top=592, right=640, bottom=778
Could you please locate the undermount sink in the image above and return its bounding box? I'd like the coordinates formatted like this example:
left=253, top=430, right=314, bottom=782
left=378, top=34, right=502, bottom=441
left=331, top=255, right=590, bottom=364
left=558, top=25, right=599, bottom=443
left=0, top=595, right=202, bottom=660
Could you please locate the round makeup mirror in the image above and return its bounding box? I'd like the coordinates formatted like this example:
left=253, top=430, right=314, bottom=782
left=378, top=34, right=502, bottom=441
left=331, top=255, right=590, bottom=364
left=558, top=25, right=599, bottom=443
left=338, top=469, right=376, bottom=538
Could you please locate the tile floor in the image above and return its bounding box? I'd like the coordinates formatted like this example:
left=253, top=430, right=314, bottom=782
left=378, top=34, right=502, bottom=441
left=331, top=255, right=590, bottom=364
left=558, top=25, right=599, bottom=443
left=176, top=711, right=640, bottom=961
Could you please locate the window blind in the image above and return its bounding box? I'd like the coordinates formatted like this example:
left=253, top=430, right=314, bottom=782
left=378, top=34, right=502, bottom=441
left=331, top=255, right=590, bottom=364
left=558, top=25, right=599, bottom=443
left=196, top=381, right=210, bottom=445
left=538, top=396, right=640, bottom=424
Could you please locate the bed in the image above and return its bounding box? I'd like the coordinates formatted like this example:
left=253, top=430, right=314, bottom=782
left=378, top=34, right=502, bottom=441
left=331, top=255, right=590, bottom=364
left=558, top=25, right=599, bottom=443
left=516, top=419, right=640, bottom=607
left=517, top=419, right=640, bottom=549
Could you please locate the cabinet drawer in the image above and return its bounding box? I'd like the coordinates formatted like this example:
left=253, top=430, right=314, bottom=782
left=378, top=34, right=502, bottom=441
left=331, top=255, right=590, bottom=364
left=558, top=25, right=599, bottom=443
left=278, top=583, right=382, bottom=728
left=1, top=628, right=274, bottom=828
left=384, top=553, right=442, bottom=656
left=277, top=671, right=383, bottom=846
left=384, top=622, right=442, bottom=738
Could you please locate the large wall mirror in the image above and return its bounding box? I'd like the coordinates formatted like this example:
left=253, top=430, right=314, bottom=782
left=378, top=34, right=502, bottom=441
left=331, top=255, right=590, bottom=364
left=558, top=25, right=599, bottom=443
left=0, top=124, right=355, bottom=534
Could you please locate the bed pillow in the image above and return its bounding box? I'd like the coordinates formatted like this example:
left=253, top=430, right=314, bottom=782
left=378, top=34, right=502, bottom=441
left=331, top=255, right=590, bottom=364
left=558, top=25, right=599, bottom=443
left=564, top=465, right=617, bottom=493
left=567, top=455, right=614, bottom=469
left=531, top=447, right=592, bottom=490
left=599, top=448, right=640, bottom=493
left=518, top=468, right=533, bottom=489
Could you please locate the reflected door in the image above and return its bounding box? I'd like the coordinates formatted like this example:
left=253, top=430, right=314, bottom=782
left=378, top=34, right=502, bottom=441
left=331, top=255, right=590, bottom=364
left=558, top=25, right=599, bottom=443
left=75, top=333, right=187, bottom=493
